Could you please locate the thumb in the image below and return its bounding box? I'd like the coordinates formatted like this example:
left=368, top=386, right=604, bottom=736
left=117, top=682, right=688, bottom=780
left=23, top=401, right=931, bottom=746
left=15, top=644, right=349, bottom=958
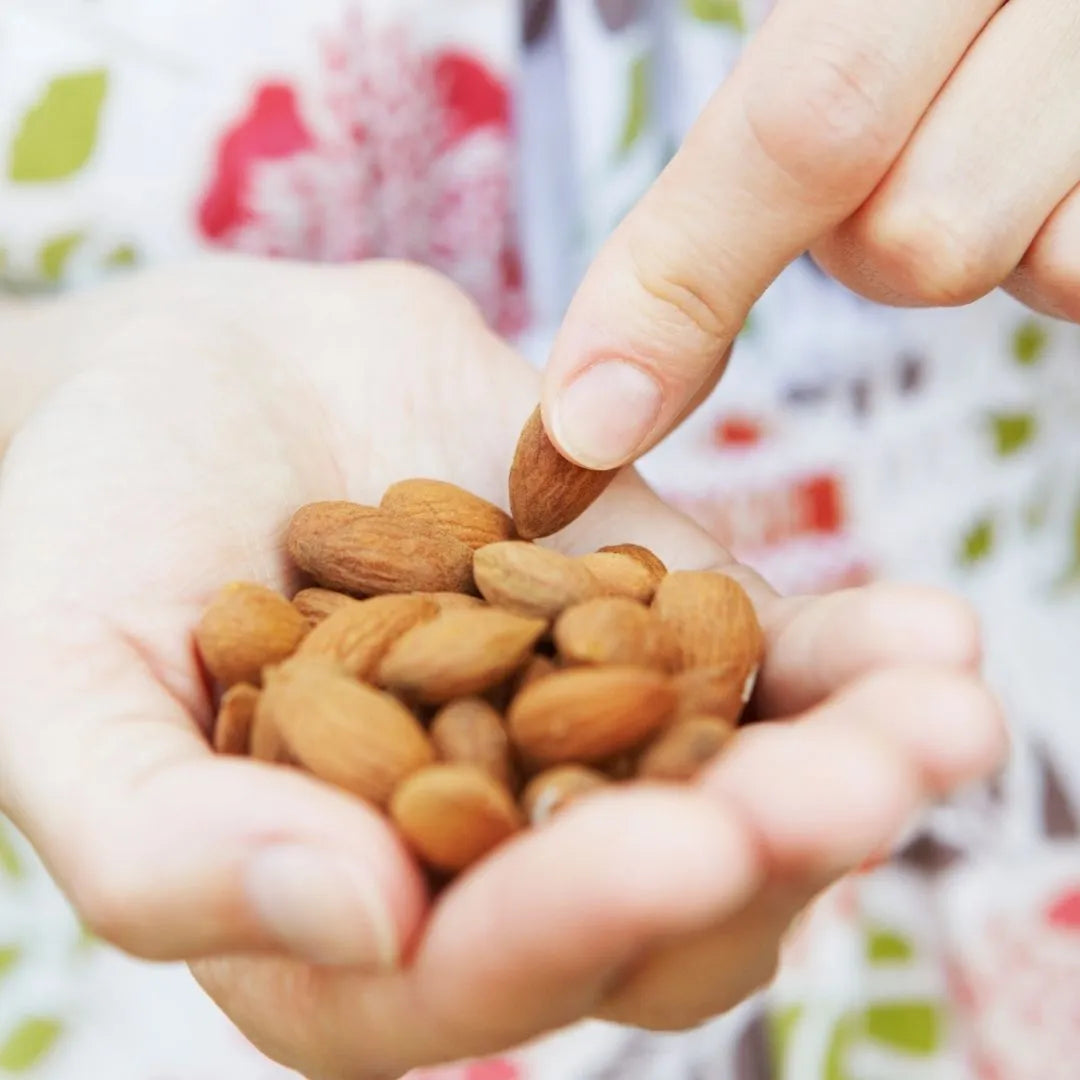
left=542, top=0, right=997, bottom=468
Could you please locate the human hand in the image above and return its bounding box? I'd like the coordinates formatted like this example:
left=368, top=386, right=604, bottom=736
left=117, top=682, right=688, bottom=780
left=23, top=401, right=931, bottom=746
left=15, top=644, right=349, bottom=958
left=0, top=257, right=1006, bottom=1079
left=543, top=0, right=1080, bottom=469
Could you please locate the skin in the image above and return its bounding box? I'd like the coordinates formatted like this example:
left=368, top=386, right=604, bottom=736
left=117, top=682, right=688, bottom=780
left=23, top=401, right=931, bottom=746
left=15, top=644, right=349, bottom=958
left=0, top=257, right=1006, bottom=1079
left=543, top=0, right=1080, bottom=469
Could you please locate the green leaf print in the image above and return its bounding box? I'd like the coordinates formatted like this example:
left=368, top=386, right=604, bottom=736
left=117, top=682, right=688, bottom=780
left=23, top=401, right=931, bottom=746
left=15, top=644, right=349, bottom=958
left=767, top=1005, right=803, bottom=1069
left=958, top=517, right=995, bottom=566
left=0, top=947, right=21, bottom=982
left=104, top=242, right=138, bottom=268
left=37, top=232, right=84, bottom=283
left=684, top=0, right=745, bottom=29
left=866, top=927, right=915, bottom=965
left=0, top=822, right=22, bottom=880
left=8, top=70, right=109, bottom=183
left=823, top=1014, right=858, bottom=1080
left=989, top=412, right=1037, bottom=456
left=1012, top=319, right=1048, bottom=367
left=1060, top=499, right=1080, bottom=588
left=865, top=1001, right=943, bottom=1055
left=0, top=1019, right=63, bottom=1072
left=617, top=54, right=650, bottom=156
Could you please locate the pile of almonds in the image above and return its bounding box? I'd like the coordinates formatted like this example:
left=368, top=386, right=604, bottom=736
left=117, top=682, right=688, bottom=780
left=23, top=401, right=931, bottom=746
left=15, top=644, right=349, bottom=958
left=196, top=408, right=764, bottom=877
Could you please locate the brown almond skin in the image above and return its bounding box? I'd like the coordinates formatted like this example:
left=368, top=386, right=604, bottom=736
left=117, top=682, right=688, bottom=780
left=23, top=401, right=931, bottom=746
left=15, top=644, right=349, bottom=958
left=381, top=479, right=516, bottom=550
left=597, top=543, right=667, bottom=582
left=637, top=717, right=733, bottom=781
left=474, top=541, right=602, bottom=619
left=196, top=582, right=309, bottom=687
left=430, top=698, right=515, bottom=790
left=377, top=608, right=547, bottom=704
left=515, top=654, right=557, bottom=693
left=578, top=552, right=658, bottom=603
left=287, top=501, right=476, bottom=596
left=292, top=588, right=363, bottom=626
left=213, top=683, right=259, bottom=755
left=297, top=594, right=438, bottom=680
left=390, top=764, right=522, bottom=873
left=673, top=663, right=754, bottom=726
left=249, top=710, right=295, bottom=765
left=259, top=656, right=434, bottom=806
left=423, top=592, right=487, bottom=613
left=508, top=666, right=676, bottom=766
left=509, top=406, right=619, bottom=539
left=554, top=597, right=678, bottom=671
left=521, top=765, right=610, bottom=824
left=652, top=571, right=765, bottom=675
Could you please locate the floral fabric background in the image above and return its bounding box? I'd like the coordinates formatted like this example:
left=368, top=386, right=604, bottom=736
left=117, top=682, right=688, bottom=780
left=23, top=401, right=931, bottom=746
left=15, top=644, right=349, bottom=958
left=1, top=1, right=1079, bottom=1078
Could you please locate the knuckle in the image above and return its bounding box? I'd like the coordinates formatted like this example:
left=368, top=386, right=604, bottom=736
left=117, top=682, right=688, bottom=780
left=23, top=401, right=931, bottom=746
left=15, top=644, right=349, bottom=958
left=745, top=41, right=894, bottom=197
left=1018, top=243, right=1080, bottom=321
left=67, top=843, right=144, bottom=949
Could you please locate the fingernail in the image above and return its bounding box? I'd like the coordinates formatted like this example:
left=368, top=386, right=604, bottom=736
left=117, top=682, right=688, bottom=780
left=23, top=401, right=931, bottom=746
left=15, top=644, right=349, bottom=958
left=552, top=361, right=663, bottom=469
left=245, top=845, right=398, bottom=969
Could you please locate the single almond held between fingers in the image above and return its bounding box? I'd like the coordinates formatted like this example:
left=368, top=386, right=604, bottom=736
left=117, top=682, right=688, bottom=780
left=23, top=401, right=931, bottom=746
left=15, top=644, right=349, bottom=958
left=287, top=501, right=476, bottom=597
left=377, top=607, right=547, bottom=704
left=390, top=764, right=522, bottom=873
left=509, top=406, right=619, bottom=540
left=259, top=656, right=434, bottom=806
left=474, top=540, right=601, bottom=619
left=213, top=683, right=259, bottom=755
left=578, top=552, right=659, bottom=603
left=297, top=593, right=438, bottom=680
left=292, top=587, right=363, bottom=626
left=597, top=543, right=667, bottom=582
left=673, top=663, right=754, bottom=726
left=637, top=717, right=734, bottom=782
left=521, top=765, right=610, bottom=824
left=196, top=582, right=309, bottom=687
left=381, top=478, right=516, bottom=550
left=652, top=570, right=765, bottom=678
left=430, top=698, right=516, bottom=790
left=508, top=665, right=676, bottom=767
left=554, top=597, right=678, bottom=671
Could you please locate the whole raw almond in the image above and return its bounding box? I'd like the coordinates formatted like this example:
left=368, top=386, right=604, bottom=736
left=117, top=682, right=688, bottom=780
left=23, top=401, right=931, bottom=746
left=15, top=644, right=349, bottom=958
left=287, top=501, right=475, bottom=596
left=196, top=582, right=309, bottom=687
left=508, top=406, right=619, bottom=539
left=652, top=571, right=764, bottom=676
left=423, top=592, right=487, bottom=613
left=554, top=597, right=678, bottom=671
left=673, top=663, right=755, bottom=726
left=213, top=683, right=259, bottom=755
left=292, top=588, right=363, bottom=626
left=637, top=717, right=733, bottom=782
left=250, top=710, right=295, bottom=765
left=390, top=764, right=522, bottom=873
left=430, top=698, right=515, bottom=790
left=515, top=654, right=557, bottom=693
left=297, top=593, right=438, bottom=679
left=597, top=543, right=667, bottom=582
left=578, top=552, right=658, bottom=603
left=474, top=541, right=602, bottom=619
left=381, top=479, right=516, bottom=550
left=377, top=608, right=546, bottom=704
left=259, top=656, right=434, bottom=806
left=521, top=765, right=610, bottom=824
left=508, top=665, right=676, bottom=766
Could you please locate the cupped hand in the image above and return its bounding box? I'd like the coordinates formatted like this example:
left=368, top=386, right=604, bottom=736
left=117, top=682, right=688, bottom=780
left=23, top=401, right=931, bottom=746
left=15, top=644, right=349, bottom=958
left=0, top=257, right=1006, bottom=1079
left=544, top=0, right=1080, bottom=470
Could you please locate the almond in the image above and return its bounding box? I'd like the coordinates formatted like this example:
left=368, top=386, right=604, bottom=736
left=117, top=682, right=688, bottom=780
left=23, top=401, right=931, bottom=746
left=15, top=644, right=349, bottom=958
left=652, top=571, right=764, bottom=677
left=637, top=717, right=733, bottom=781
left=672, top=663, right=755, bottom=726
left=430, top=698, right=515, bottom=790
left=597, top=543, right=667, bottom=582
left=381, top=479, right=516, bottom=550
left=474, top=541, right=601, bottom=619
left=390, top=764, right=522, bottom=873
left=578, top=552, right=658, bottom=603
left=297, top=593, right=438, bottom=679
left=508, top=406, right=619, bottom=539
left=249, top=710, right=295, bottom=765
left=292, top=587, right=363, bottom=626
left=196, top=582, right=309, bottom=687
left=516, top=654, right=557, bottom=693
left=259, top=656, right=434, bottom=806
left=508, top=666, right=676, bottom=766
left=213, top=683, right=259, bottom=755
left=554, top=597, right=677, bottom=671
left=521, top=765, right=610, bottom=824
left=377, top=608, right=546, bottom=704
left=287, top=501, right=475, bottom=596
left=422, top=591, right=487, bottom=613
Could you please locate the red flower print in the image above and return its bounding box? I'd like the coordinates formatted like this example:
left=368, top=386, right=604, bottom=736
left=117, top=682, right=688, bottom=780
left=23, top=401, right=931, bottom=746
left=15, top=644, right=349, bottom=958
left=1046, top=886, right=1080, bottom=931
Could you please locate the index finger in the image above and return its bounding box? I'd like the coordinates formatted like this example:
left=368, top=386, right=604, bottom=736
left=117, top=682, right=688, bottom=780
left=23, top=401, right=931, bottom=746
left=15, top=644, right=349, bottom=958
left=542, top=0, right=1004, bottom=470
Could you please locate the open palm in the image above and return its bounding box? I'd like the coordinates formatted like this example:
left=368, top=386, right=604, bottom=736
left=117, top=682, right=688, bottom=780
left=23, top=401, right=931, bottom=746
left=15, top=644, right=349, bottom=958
left=0, top=258, right=1005, bottom=1079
